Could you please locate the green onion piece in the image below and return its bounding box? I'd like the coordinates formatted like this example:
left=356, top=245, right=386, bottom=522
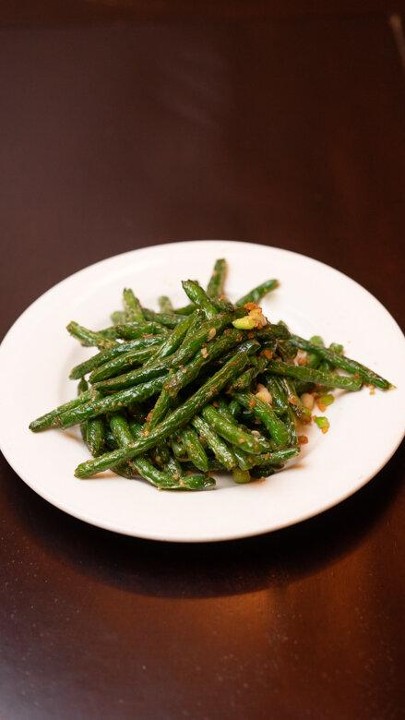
left=313, top=416, right=330, bottom=433
left=317, top=393, right=335, bottom=408
left=232, top=316, right=256, bottom=330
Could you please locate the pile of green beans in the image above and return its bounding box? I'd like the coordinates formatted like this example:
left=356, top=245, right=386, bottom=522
left=29, top=259, right=392, bottom=491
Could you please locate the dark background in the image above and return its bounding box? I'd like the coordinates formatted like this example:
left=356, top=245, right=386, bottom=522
left=1, top=2, right=404, bottom=719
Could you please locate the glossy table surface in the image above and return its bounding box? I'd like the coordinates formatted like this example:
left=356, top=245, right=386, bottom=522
left=1, top=4, right=404, bottom=719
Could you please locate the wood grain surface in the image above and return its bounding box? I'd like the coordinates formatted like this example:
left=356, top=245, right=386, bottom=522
left=0, top=4, right=404, bottom=719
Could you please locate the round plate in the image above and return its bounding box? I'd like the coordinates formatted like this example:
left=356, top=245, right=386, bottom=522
left=1, top=240, right=404, bottom=542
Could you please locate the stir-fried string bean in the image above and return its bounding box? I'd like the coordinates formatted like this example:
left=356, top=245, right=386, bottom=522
left=29, top=258, right=392, bottom=490
left=122, top=289, right=144, bottom=322
left=206, top=258, right=227, bottom=299
left=74, top=340, right=257, bottom=477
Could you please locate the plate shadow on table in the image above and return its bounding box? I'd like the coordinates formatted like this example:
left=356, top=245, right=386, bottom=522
left=1, top=439, right=404, bottom=599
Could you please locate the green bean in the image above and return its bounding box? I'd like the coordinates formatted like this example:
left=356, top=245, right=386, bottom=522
left=289, top=335, right=392, bottom=390
left=130, top=423, right=188, bottom=486
left=277, top=339, right=297, bottom=361
left=85, top=415, right=106, bottom=456
left=228, top=399, right=241, bottom=419
left=146, top=313, right=195, bottom=363
left=98, top=328, right=123, bottom=341
left=55, top=377, right=166, bottom=429
left=69, top=337, right=161, bottom=380
left=235, top=279, right=278, bottom=307
left=111, top=311, right=127, bottom=325
left=29, top=387, right=98, bottom=432
left=173, top=303, right=196, bottom=316
left=216, top=397, right=265, bottom=449
left=251, top=446, right=300, bottom=467
left=142, top=390, right=171, bottom=429
left=123, top=289, right=144, bottom=322
left=113, top=322, right=168, bottom=339
left=174, top=296, right=232, bottom=315
left=202, top=405, right=272, bottom=455
left=74, top=341, right=256, bottom=477
left=180, top=426, right=209, bottom=472
left=110, top=414, right=190, bottom=489
left=207, top=258, right=227, bottom=299
left=265, top=376, right=289, bottom=416
left=277, top=377, right=312, bottom=423
left=315, top=343, right=345, bottom=374
left=178, top=459, right=224, bottom=473
left=77, top=378, right=88, bottom=395
left=249, top=466, right=276, bottom=479
left=158, top=296, right=174, bottom=314
left=191, top=415, right=237, bottom=470
left=257, top=322, right=291, bottom=341
left=30, top=259, right=394, bottom=491
left=66, top=321, right=117, bottom=349
left=234, top=392, right=290, bottom=447
left=163, top=453, right=183, bottom=481
left=120, top=434, right=215, bottom=490
left=142, top=308, right=183, bottom=327
left=231, top=446, right=256, bottom=471
left=150, top=441, right=171, bottom=468
left=78, top=378, right=90, bottom=446
left=226, top=356, right=268, bottom=393
left=128, top=419, right=143, bottom=437
left=175, top=474, right=216, bottom=491
left=171, top=435, right=188, bottom=462
left=182, top=280, right=219, bottom=319
left=215, top=398, right=235, bottom=424
left=167, top=329, right=244, bottom=399
left=210, top=297, right=234, bottom=312
left=226, top=366, right=256, bottom=393
left=305, top=353, right=323, bottom=370
left=113, top=310, right=178, bottom=329
left=93, top=361, right=168, bottom=394
left=89, top=345, right=162, bottom=383
left=266, top=360, right=363, bottom=391
left=303, top=335, right=325, bottom=369
left=148, top=328, right=244, bottom=428
left=77, top=379, right=108, bottom=453
left=283, top=407, right=299, bottom=446
left=294, top=381, right=313, bottom=397
left=110, top=463, right=138, bottom=479
left=174, top=311, right=245, bottom=367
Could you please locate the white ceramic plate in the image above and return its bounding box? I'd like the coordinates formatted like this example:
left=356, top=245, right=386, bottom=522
left=1, top=241, right=404, bottom=542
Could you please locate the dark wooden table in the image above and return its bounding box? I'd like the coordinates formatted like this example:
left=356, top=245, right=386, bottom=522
left=1, top=3, right=404, bottom=719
